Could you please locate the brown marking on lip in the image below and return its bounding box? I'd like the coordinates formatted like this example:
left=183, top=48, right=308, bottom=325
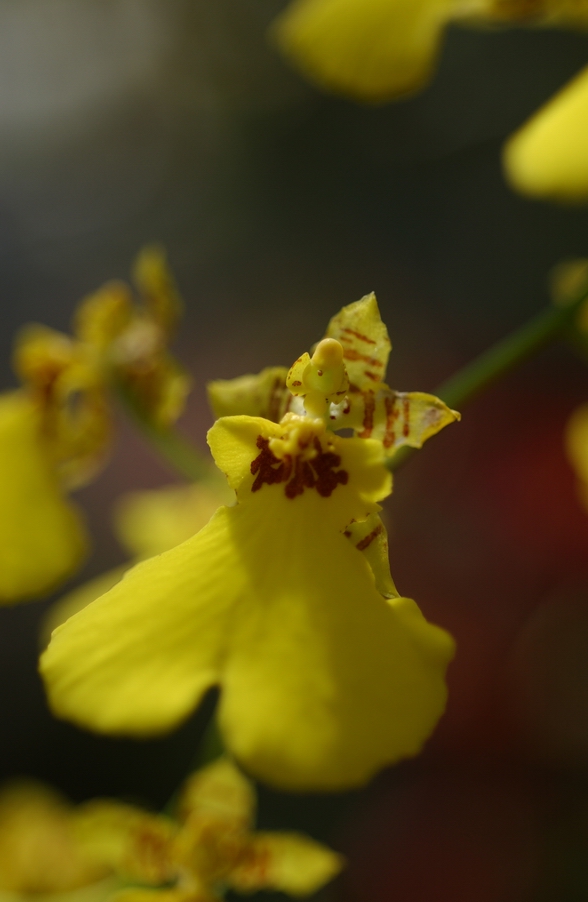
left=251, top=436, right=291, bottom=491
left=308, top=436, right=348, bottom=497
left=341, top=327, right=376, bottom=345
left=383, top=393, right=397, bottom=448
left=291, top=380, right=302, bottom=387
left=402, top=396, right=410, bottom=438
left=251, top=434, right=347, bottom=498
left=342, top=348, right=383, bottom=367
left=358, top=392, right=375, bottom=438
left=285, top=455, right=316, bottom=498
left=356, top=522, right=384, bottom=551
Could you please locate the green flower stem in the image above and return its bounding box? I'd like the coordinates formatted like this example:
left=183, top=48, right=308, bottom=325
left=114, top=380, right=211, bottom=482
left=389, top=287, right=588, bottom=473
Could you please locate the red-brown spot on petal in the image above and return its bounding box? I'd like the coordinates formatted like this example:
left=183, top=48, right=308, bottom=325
left=402, top=396, right=411, bottom=438
left=342, top=327, right=376, bottom=345
left=383, top=393, right=398, bottom=449
left=356, top=522, right=384, bottom=551
left=343, top=348, right=383, bottom=367
left=358, top=392, right=375, bottom=438
left=251, top=436, right=291, bottom=491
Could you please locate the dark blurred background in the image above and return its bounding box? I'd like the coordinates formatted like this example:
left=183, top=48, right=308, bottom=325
left=1, top=2, right=588, bottom=900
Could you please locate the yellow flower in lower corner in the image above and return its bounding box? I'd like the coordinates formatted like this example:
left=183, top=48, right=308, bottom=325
left=76, top=758, right=342, bottom=902
left=0, top=392, right=87, bottom=603
left=0, top=780, right=112, bottom=900
left=41, top=412, right=454, bottom=792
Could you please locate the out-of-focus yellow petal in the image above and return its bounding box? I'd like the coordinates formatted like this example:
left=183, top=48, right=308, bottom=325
left=41, top=566, right=130, bottom=648
left=325, top=293, right=391, bottom=388
left=566, top=402, right=588, bottom=509
left=74, top=283, right=134, bottom=352
left=344, top=511, right=398, bottom=598
left=14, top=324, right=112, bottom=489
left=178, top=760, right=255, bottom=830
left=73, top=801, right=175, bottom=886
left=504, top=65, right=588, bottom=201
left=41, top=414, right=452, bottom=791
left=40, top=507, right=240, bottom=735
left=132, top=245, right=183, bottom=336
left=114, top=478, right=233, bottom=560
left=0, top=392, right=87, bottom=603
left=230, top=833, right=344, bottom=895
left=271, top=0, right=453, bottom=102
left=0, top=782, right=108, bottom=894
left=207, top=367, right=293, bottom=422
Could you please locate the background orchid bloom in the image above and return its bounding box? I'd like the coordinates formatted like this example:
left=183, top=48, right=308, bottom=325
left=272, top=0, right=588, bottom=200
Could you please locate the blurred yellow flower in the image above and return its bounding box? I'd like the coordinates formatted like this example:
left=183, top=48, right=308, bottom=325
left=272, top=0, right=588, bottom=200
left=0, top=780, right=113, bottom=900
left=75, top=246, right=190, bottom=427
left=0, top=246, right=189, bottom=604
left=41, top=404, right=454, bottom=791
left=77, top=758, right=342, bottom=902
left=0, top=391, right=88, bottom=604
left=503, top=65, right=588, bottom=201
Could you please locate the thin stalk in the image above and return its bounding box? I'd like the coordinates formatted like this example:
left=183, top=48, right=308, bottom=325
left=389, top=288, right=588, bottom=473
left=114, top=381, right=210, bottom=482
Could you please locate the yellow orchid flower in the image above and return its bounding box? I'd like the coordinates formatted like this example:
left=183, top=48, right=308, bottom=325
left=76, top=758, right=342, bottom=902
left=41, top=352, right=454, bottom=790
left=0, top=780, right=114, bottom=900
left=272, top=0, right=588, bottom=200
left=209, top=293, right=459, bottom=459
left=75, top=246, right=190, bottom=428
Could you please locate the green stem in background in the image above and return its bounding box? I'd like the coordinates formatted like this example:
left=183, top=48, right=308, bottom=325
left=114, top=380, right=210, bottom=482
left=389, top=286, right=588, bottom=473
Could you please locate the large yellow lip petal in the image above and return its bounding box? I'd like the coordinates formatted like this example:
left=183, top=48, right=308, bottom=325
left=271, top=0, right=454, bottom=102
left=504, top=64, right=588, bottom=201
left=217, top=497, right=454, bottom=790
left=40, top=508, right=240, bottom=735
left=0, top=391, right=87, bottom=603
left=41, top=415, right=452, bottom=791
